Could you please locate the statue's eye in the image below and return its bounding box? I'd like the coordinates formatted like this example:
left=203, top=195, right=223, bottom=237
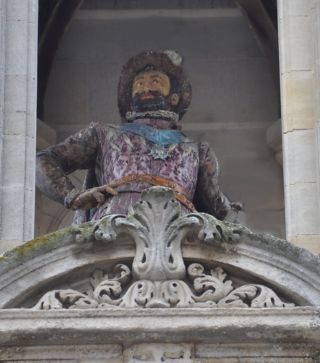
left=152, top=79, right=160, bottom=84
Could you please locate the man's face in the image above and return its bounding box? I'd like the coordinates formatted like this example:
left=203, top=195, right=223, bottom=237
left=131, top=70, right=179, bottom=112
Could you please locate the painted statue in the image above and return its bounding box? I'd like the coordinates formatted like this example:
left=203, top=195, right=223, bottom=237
left=36, top=50, right=240, bottom=224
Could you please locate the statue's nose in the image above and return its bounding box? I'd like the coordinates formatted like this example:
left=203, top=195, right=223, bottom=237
left=142, top=84, right=152, bottom=93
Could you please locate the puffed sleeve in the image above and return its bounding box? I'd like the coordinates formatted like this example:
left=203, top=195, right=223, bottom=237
left=36, top=123, right=99, bottom=205
left=194, top=142, right=231, bottom=220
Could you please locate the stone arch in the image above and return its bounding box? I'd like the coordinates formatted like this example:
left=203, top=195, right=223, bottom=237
left=2, top=188, right=320, bottom=309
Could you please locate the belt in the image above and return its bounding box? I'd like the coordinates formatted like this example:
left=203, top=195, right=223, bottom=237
left=108, top=173, right=196, bottom=212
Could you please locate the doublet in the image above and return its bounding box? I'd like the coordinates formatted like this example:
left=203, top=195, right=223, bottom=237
left=36, top=120, right=230, bottom=223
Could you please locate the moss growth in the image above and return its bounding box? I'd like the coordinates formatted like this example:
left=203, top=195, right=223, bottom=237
left=1, top=222, right=94, bottom=262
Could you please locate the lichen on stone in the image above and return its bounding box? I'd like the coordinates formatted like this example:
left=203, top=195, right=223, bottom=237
left=0, top=222, right=95, bottom=265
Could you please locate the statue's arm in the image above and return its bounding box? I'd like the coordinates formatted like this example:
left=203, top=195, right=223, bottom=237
left=36, top=123, right=99, bottom=206
left=194, top=142, right=231, bottom=220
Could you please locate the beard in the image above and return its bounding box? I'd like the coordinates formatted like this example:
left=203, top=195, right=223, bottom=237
left=131, top=90, right=171, bottom=112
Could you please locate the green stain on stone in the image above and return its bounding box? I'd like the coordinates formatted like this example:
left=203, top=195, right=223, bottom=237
left=0, top=222, right=95, bottom=264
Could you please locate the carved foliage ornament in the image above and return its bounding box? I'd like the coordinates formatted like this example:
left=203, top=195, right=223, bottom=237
left=33, top=187, right=294, bottom=310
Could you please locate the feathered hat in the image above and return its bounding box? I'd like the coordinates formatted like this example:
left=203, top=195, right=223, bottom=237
left=118, top=50, right=192, bottom=121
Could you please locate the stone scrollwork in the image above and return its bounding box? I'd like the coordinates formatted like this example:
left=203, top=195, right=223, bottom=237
left=180, top=213, right=243, bottom=245
left=34, top=262, right=294, bottom=310
left=91, top=264, right=131, bottom=305
left=188, top=263, right=233, bottom=303
left=33, top=187, right=294, bottom=310
left=33, top=290, right=99, bottom=310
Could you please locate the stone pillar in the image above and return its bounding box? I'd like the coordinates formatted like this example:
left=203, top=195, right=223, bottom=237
left=313, top=1, right=320, bottom=230
left=0, top=0, right=38, bottom=252
left=278, top=0, right=320, bottom=253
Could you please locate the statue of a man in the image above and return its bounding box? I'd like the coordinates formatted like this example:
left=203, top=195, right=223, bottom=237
left=37, top=50, right=237, bottom=224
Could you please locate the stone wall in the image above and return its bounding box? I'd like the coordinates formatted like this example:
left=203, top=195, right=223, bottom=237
left=0, top=0, right=38, bottom=253
left=278, top=0, right=320, bottom=253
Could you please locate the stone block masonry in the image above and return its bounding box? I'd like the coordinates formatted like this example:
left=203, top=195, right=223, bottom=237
left=0, top=0, right=38, bottom=253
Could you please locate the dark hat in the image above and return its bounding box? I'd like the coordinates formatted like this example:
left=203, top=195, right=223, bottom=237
left=118, top=50, right=192, bottom=121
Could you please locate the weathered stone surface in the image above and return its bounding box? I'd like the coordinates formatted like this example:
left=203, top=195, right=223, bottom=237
left=0, top=187, right=320, bottom=359
left=0, top=187, right=320, bottom=310
left=279, top=0, right=320, bottom=251
left=0, top=308, right=320, bottom=361
left=0, top=0, right=38, bottom=252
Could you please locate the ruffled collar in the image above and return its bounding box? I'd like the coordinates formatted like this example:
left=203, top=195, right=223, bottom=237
left=131, top=118, right=176, bottom=130
left=125, top=110, right=179, bottom=128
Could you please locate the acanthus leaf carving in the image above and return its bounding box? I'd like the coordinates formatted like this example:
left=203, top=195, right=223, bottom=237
left=33, top=289, right=98, bottom=310
left=34, top=263, right=293, bottom=310
left=178, top=213, right=243, bottom=245
left=93, top=214, right=130, bottom=243
left=91, top=264, right=131, bottom=305
left=218, top=284, right=294, bottom=308
left=188, top=263, right=233, bottom=303
left=32, top=187, right=295, bottom=310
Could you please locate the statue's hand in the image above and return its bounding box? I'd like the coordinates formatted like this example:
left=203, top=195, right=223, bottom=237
left=230, top=201, right=244, bottom=212
left=67, top=186, right=118, bottom=210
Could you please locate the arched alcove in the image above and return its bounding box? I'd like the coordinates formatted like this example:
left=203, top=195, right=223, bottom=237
left=36, top=0, right=283, bottom=237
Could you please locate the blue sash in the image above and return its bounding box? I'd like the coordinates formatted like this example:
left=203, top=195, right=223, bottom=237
left=121, top=123, right=184, bottom=145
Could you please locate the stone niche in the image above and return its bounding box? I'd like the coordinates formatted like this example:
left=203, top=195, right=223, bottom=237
left=0, top=187, right=320, bottom=362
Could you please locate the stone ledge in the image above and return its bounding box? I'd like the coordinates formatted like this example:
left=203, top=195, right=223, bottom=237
left=1, top=341, right=318, bottom=362
left=0, top=307, right=319, bottom=347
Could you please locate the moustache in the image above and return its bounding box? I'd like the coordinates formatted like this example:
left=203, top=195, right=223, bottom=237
left=132, top=91, right=170, bottom=112
left=134, top=90, right=163, bottom=100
